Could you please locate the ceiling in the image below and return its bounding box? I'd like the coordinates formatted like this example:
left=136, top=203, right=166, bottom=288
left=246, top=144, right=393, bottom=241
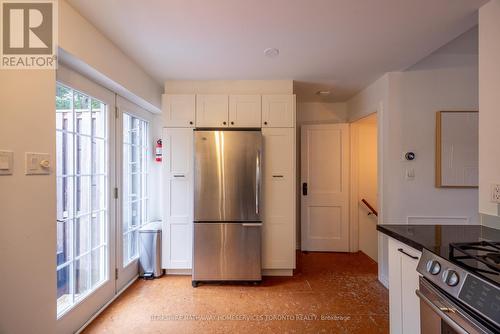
left=66, top=0, right=486, bottom=102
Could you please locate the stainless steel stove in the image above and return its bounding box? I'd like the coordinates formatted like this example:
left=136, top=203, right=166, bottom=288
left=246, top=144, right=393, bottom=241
left=416, top=242, right=500, bottom=334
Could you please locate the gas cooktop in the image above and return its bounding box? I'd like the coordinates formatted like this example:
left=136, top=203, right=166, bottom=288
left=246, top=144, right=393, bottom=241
left=449, top=241, right=500, bottom=286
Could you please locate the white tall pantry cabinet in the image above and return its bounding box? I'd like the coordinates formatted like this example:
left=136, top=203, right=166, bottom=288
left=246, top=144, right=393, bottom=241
left=161, top=93, right=296, bottom=275
left=161, top=128, right=194, bottom=271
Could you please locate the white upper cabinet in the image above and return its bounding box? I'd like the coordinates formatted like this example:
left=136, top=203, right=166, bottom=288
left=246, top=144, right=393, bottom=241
left=262, top=128, right=295, bottom=269
left=196, top=95, right=229, bottom=128
left=162, top=94, right=195, bottom=127
left=262, top=95, right=295, bottom=128
left=229, top=95, right=262, bottom=128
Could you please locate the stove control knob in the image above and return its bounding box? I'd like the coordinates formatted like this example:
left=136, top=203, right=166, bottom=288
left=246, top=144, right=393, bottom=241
left=426, top=260, right=441, bottom=275
left=442, top=270, right=460, bottom=287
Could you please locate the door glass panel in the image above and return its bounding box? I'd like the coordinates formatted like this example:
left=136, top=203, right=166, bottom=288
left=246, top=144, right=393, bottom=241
left=122, top=113, right=149, bottom=265
left=55, top=83, right=109, bottom=316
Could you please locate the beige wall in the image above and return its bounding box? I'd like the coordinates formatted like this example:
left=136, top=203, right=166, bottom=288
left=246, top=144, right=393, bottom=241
left=0, top=70, right=57, bottom=334
left=164, top=80, right=293, bottom=94
left=478, top=0, right=500, bottom=228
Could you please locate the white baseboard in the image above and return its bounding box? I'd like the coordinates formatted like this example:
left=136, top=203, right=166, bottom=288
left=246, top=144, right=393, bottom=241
left=262, top=269, right=293, bottom=276
left=165, top=269, right=192, bottom=275
left=378, top=273, right=389, bottom=289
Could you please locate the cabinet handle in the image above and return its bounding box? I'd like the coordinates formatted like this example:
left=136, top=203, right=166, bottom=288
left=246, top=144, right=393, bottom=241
left=397, top=248, right=419, bottom=260
left=230, top=121, right=234, bottom=125
left=264, top=121, right=268, bottom=125
left=189, top=121, right=193, bottom=125
left=173, top=174, right=185, bottom=178
left=302, top=182, right=308, bottom=196
left=272, top=175, right=284, bottom=178
left=223, top=121, right=227, bottom=125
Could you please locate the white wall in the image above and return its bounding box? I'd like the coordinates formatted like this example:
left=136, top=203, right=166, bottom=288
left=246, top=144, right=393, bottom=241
left=347, top=27, right=480, bottom=286
left=478, top=0, right=500, bottom=228
left=297, top=102, right=347, bottom=125
left=0, top=1, right=163, bottom=333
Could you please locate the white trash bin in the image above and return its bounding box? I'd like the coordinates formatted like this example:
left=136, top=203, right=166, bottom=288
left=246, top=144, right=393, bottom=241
left=139, top=221, right=163, bottom=279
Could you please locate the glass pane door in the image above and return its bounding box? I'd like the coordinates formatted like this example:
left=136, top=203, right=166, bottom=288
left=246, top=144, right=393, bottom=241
left=122, top=113, right=149, bottom=265
left=56, top=83, right=109, bottom=316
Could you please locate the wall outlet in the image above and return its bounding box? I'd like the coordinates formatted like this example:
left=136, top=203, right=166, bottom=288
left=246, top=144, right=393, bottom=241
left=491, top=184, right=500, bottom=203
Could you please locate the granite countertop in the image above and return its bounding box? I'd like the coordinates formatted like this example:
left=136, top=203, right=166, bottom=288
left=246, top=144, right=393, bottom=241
left=377, top=224, right=500, bottom=261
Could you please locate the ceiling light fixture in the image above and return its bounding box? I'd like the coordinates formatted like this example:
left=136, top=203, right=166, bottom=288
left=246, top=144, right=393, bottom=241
left=316, top=90, right=331, bottom=96
left=264, top=48, right=279, bottom=58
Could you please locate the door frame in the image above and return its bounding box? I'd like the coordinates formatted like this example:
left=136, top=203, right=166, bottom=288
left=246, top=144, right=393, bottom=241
left=300, top=123, right=350, bottom=252
left=55, top=66, right=117, bottom=334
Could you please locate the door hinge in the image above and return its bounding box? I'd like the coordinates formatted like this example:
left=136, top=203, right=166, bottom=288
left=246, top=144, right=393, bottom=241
left=115, top=268, right=118, bottom=280
left=115, top=106, right=119, bottom=119
left=114, top=187, right=118, bottom=199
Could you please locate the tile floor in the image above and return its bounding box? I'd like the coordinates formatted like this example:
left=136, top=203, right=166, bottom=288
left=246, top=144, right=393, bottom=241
left=84, top=252, right=388, bottom=333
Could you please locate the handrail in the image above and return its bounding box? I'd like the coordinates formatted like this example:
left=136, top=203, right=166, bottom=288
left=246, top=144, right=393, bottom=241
left=361, top=199, right=378, bottom=217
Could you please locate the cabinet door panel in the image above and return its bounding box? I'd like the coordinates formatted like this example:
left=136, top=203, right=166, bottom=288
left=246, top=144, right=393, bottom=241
left=262, top=95, right=295, bottom=128
left=162, top=94, right=195, bottom=127
left=262, top=128, right=295, bottom=268
left=196, top=95, right=229, bottom=127
left=401, top=246, right=421, bottom=334
left=388, top=237, right=422, bottom=334
left=162, top=128, right=193, bottom=269
left=388, top=238, right=403, bottom=334
left=229, top=95, right=261, bottom=127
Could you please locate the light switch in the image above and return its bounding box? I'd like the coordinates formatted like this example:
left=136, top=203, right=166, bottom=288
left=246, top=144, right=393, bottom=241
left=0, top=150, right=13, bottom=175
left=25, top=152, right=51, bottom=175
left=405, top=168, right=415, bottom=180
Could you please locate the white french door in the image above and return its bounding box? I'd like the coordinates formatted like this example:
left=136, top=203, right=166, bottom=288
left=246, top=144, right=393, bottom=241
left=55, top=67, right=116, bottom=334
left=116, top=96, right=152, bottom=291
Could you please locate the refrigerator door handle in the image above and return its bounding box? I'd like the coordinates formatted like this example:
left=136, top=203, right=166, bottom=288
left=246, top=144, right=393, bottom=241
left=242, top=223, right=263, bottom=227
left=256, top=149, right=261, bottom=216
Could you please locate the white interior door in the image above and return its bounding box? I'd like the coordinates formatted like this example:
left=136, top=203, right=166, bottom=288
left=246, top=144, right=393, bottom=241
left=301, top=124, right=349, bottom=252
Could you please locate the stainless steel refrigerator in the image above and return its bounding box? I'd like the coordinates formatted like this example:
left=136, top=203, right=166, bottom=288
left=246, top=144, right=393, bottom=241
left=192, top=129, right=262, bottom=286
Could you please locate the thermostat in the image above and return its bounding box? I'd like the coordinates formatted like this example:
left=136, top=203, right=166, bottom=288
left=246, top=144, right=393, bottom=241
left=404, top=152, right=415, bottom=161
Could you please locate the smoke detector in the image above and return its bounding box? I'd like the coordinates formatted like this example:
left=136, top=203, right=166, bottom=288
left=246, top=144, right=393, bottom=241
left=264, top=48, right=279, bottom=58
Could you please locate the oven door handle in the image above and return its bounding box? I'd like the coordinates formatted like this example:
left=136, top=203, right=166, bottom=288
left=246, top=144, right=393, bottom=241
left=415, top=289, right=469, bottom=334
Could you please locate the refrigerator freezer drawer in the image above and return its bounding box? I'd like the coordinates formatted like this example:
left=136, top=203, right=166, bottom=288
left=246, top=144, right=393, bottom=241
left=193, top=223, right=262, bottom=281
